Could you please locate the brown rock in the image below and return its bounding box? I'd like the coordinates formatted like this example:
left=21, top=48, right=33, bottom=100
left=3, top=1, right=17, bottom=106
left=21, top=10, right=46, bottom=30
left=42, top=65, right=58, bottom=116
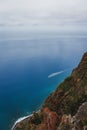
left=42, top=107, right=59, bottom=130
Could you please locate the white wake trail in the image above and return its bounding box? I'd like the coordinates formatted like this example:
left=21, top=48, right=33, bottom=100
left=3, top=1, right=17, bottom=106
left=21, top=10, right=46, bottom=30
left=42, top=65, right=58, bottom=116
left=48, top=70, right=64, bottom=78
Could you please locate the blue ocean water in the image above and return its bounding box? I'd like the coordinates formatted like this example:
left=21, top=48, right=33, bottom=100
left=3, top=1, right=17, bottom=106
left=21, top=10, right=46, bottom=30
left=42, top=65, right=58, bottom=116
left=0, top=31, right=87, bottom=130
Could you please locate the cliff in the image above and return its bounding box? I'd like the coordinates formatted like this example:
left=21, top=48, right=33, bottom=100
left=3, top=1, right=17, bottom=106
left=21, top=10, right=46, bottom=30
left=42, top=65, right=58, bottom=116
left=13, top=52, right=87, bottom=130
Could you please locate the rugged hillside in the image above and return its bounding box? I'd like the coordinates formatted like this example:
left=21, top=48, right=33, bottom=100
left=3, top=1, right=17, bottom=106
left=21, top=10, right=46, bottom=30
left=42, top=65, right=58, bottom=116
left=14, top=52, right=87, bottom=130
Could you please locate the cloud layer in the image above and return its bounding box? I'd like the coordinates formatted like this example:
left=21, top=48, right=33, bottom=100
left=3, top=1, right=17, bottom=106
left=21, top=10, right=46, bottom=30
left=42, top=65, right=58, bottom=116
left=0, top=0, right=87, bottom=29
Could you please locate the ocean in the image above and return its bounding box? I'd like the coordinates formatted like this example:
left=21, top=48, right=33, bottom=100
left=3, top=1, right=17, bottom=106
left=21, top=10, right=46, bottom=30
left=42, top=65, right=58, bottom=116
left=0, top=31, right=87, bottom=130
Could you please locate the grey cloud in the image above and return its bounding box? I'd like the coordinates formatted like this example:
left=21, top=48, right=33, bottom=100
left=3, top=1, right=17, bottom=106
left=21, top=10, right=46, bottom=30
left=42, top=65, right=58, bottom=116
left=0, top=0, right=87, bottom=28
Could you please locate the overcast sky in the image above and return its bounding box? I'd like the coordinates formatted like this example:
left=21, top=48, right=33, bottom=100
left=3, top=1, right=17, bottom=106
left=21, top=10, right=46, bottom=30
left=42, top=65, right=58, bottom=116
left=0, top=0, right=87, bottom=30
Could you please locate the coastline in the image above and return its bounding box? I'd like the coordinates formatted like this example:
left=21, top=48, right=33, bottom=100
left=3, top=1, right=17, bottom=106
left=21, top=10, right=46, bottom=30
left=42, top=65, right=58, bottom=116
left=11, top=114, right=32, bottom=130
left=11, top=69, right=72, bottom=130
left=11, top=52, right=87, bottom=130
left=11, top=110, right=40, bottom=130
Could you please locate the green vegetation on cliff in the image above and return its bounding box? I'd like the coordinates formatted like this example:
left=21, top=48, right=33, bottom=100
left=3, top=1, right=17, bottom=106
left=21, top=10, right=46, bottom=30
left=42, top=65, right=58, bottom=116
left=44, top=52, right=87, bottom=116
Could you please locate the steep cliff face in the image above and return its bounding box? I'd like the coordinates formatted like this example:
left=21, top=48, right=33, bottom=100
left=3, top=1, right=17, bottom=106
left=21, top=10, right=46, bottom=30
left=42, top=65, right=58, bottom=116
left=14, top=52, right=87, bottom=130
left=44, top=52, right=87, bottom=113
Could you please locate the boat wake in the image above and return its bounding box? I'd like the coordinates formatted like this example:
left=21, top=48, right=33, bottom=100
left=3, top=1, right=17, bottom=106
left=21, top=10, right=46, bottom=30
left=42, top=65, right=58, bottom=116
left=48, top=70, right=64, bottom=78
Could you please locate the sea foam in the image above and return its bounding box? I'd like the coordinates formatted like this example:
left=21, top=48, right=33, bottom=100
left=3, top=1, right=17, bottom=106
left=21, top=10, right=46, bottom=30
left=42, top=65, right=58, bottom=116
left=11, top=110, right=40, bottom=130
left=11, top=114, right=33, bottom=130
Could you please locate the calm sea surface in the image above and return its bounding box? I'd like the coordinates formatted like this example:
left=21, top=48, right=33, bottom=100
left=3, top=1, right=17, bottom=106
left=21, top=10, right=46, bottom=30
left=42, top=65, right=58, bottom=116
left=0, top=31, right=87, bottom=130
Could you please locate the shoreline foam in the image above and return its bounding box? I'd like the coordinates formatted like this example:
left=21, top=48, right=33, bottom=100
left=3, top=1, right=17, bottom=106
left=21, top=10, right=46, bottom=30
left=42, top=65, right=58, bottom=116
left=11, top=110, right=40, bottom=130
left=11, top=114, right=33, bottom=130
